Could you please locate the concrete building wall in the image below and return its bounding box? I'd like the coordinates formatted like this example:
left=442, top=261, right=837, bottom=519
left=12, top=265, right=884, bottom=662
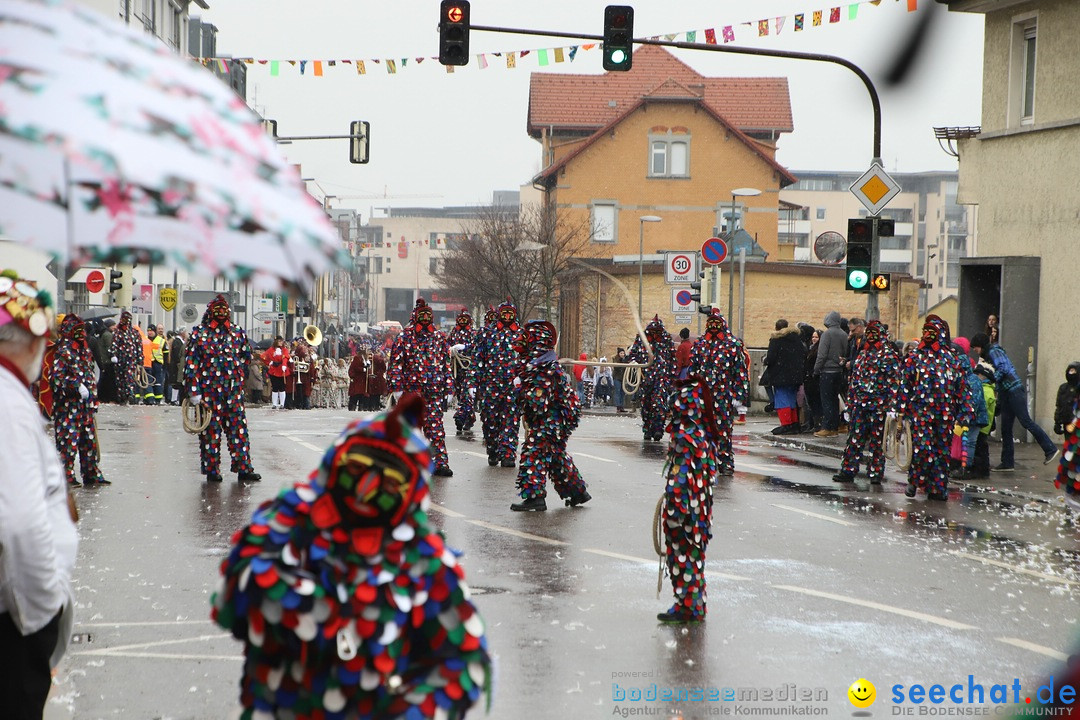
left=548, top=102, right=787, bottom=262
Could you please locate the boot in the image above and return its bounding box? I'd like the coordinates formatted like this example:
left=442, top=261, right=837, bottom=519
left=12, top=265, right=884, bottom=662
left=510, top=496, right=547, bottom=512
left=656, top=607, right=704, bottom=624
left=433, top=465, right=454, bottom=477
left=237, top=471, right=261, bottom=482
left=500, top=458, right=516, bottom=468
left=832, top=471, right=855, bottom=483
left=565, top=490, right=591, bottom=507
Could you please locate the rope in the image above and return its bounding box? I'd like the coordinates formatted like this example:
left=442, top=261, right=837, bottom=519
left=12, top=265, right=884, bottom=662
left=182, top=397, right=212, bottom=434
left=135, top=366, right=150, bottom=389
left=450, top=348, right=471, bottom=374
left=652, top=493, right=666, bottom=598
left=884, top=415, right=913, bottom=470
left=557, top=359, right=646, bottom=397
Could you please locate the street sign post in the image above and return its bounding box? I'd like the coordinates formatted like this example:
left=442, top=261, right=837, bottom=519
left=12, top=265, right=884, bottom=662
left=671, top=287, right=696, bottom=314
left=255, top=311, right=286, bottom=322
left=700, top=237, right=728, bottom=266
left=664, top=251, right=698, bottom=284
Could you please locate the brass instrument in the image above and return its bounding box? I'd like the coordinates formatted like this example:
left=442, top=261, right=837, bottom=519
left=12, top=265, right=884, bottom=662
left=304, top=324, right=323, bottom=347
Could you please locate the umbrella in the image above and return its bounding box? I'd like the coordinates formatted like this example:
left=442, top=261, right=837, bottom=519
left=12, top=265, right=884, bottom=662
left=255, top=338, right=274, bottom=351
left=78, top=306, right=118, bottom=321
left=0, top=0, right=348, bottom=291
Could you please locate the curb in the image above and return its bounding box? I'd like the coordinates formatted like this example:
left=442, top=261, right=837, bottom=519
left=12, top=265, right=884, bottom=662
left=749, top=431, right=1059, bottom=507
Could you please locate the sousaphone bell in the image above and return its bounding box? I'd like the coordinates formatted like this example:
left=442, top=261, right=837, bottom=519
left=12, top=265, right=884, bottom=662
left=304, top=324, right=323, bottom=347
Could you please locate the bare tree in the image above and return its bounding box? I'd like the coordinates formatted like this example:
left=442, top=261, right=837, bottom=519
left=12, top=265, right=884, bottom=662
left=436, top=204, right=596, bottom=322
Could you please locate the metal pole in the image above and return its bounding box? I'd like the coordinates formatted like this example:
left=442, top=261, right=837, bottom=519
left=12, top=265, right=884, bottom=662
left=595, top=272, right=601, bottom=356
left=727, top=195, right=736, bottom=322
left=738, top=248, right=747, bottom=339
left=867, top=217, right=881, bottom=321
left=638, top=219, right=644, bottom=321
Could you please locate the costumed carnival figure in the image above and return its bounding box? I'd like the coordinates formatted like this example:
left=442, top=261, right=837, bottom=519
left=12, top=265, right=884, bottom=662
left=212, top=394, right=491, bottom=719
left=640, top=316, right=677, bottom=442
left=51, top=314, right=107, bottom=486
left=510, top=321, right=590, bottom=512
left=1055, top=393, right=1080, bottom=512
left=386, top=299, right=455, bottom=477
left=898, top=315, right=972, bottom=500
left=109, top=310, right=141, bottom=404
left=183, top=295, right=261, bottom=483
left=447, top=309, right=477, bottom=436
left=832, top=320, right=900, bottom=484
left=469, top=307, right=497, bottom=447
left=657, top=377, right=717, bottom=623
left=688, top=309, right=748, bottom=476
left=471, top=301, right=522, bottom=468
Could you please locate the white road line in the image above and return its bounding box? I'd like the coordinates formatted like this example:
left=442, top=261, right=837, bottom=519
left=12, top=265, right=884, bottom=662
left=452, top=450, right=491, bottom=460
left=948, top=551, right=1076, bottom=587
left=583, top=547, right=653, bottom=563
left=573, top=452, right=616, bottom=464
left=465, top=519, right=568, bottom=546
left=771, top=584, right=977, bottom=631
left=771, top=503, right=856, bottom=527
left=78, top=633, right=231, bottom=656
left=428, top=504, right=466, bottom=518
left=739, top=462, right=780, bottom=474
left=995, top=637, right=1069, bottom=661
left=76, top=650, right=242, bottom=661
left=78, top=620, right=213, bottom=628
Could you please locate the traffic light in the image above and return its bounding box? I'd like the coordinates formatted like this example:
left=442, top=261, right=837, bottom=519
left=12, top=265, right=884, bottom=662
left=108, top=264, right=133, bottom=308
left=602, top=5, right=634, bottom=71
left=845, top=218, right=873, bottom=293
left=690, top=270, right=711, bottom=313
left=438, top=0, right=470, bottom=66
left=871, top=273, right=891, bottom=292
left=349, top=121, right=369, bottom=164
left=878, top=218, right=895, bottom=237
left=108, top=268, right=123, bottom=293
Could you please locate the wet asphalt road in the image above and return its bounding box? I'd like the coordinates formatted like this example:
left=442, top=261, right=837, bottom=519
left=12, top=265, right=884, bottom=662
left=47, top=404, right=1080, bottom=720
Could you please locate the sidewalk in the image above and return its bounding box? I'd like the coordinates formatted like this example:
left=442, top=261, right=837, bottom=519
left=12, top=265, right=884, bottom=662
left=582, top=404, right=1066, bottom=505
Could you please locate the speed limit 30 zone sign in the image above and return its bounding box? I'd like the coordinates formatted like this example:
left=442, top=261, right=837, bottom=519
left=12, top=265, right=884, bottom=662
left=664, top=251, right=698, bottom=284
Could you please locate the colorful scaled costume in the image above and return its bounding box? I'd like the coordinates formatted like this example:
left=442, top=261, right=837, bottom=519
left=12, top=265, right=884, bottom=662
left=51, top=314, right=106, bottom=486
left=898, top=316, right=972, bottom=500
left=183, top=296, right=260, bottom=483
left=688, top=310, right=748, bottom=476
left=658, top=378, right=718, bottom=623
left=1055, top=395, right=1080, bottom=510
left=386, top=299, right=455, bottom=476
left=109, top=310, right=141, bottom=404
left=510, top=321, right=589, bottom=512
left=447, top=309, right=477, bottom=436
left=212, top=395, right=491, bottom=719
left=833, top=320, right=900, bottom=484
left=640, top=316, right=677, bottom=442
left=471, top=301, right=522, bottom=467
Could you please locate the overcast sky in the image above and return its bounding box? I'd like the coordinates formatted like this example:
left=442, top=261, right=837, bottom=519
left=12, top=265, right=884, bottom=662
left=200, top=1, right=984, bottom=214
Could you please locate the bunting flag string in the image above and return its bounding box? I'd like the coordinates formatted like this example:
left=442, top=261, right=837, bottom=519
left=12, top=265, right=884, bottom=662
left=198, top=0, right=917, bottom=78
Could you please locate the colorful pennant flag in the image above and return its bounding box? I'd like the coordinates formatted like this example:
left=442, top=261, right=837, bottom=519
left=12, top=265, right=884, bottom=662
left=758, top=19, right=769, bottom=36
left=813, top=10, right=823, bottom=25
left=705, top=28, right=717, bottom=44
left=776, top=16, right=786, bottom=33
left=313, top=60, right=323, bottom=76
left=386, top=59, right=397, bottom=73
left=722, top=26, right=735, bottom=43
left=538, top=48, right=550, bottom=66
left=554, top=47, right=565, bottom=63
left=686, top=30, right=697, bottom=42
left=830, top=7, right=841, bottom=22
left=270, top=60, right=279, bottom=76
left=849, top=4, right=859, bottom=19
left=568, top=46, right=579, bottom=61
left=477, top=54, right=488, bottom=69
left=506, top=51, right=517, bottom=68
left=795, top=13, right=804, bottom=30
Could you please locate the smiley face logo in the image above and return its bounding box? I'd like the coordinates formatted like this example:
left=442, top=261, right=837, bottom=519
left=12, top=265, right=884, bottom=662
left=848, top=679, right=876, bottom=709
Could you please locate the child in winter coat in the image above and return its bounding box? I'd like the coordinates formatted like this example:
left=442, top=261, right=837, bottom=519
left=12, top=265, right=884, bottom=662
left=971, top=361, right=997, bottom=478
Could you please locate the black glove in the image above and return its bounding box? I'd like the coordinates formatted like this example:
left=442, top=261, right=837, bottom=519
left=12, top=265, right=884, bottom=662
left=1054, top=423, right=1065, bottom=435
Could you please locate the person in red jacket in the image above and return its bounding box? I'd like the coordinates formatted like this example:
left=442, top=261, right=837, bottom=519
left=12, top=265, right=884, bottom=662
left=675, top=327, right=693, bottom=380
left=260, top=336, right=290, bottom=409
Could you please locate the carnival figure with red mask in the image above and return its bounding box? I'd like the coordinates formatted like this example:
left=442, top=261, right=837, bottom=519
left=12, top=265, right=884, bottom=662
left=386, top=299, right=454, bottom=476
left=183, top=295, right=261, bottom=483
left=658, top=377, right=717, bottom=623
left=640, top=316, right=677, bottom=442
left=898, top=315, right=972, bottom=500
left=447, top=309, right=477, bottom=436
left=109, top=310, right=141, bottom=404
left=688, top=309, right=749, bottom=476
left=832, top=320, right=901, bottom=485
left=212, top=394, right=492, bottom=718
left=471, top=300, right=523, bottom=467
left=510, top=320, right=590, bottom=512
left=51, top=314, right=107, bottom=486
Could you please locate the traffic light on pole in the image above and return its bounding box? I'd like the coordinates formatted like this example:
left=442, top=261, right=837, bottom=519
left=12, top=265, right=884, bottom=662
left=438, top=0, right=470, bottom=66
left=845, top=218, right=873, bottom=293
left=602, top=5, right=634, bottom=71
left=690, top=270, right=711, bottom=313
left=109, top=268, right=123, bottom=294
left=349, top=121, right=369, bottom=164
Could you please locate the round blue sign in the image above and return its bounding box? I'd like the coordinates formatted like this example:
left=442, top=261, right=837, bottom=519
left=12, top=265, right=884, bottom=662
left=676, top=290, right=693, bottom=306
left=701, top=237, right=728, bottom=266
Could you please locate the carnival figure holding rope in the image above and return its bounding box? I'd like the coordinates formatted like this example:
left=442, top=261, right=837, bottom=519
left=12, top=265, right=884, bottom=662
left=447, top=308, right=477, bottom=436
left=51, top=314, right=107, bottom=486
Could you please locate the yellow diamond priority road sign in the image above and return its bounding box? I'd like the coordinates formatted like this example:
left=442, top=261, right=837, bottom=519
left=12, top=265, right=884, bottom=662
left=849, top=163, right=901, bottom=216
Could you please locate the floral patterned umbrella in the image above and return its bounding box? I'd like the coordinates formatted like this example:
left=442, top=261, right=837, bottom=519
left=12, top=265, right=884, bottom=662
left=0, top=0, right=349, bottom=290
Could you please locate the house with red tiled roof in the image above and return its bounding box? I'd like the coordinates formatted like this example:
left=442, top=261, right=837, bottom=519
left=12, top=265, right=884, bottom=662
left=526, top=47, right=800, bottom=351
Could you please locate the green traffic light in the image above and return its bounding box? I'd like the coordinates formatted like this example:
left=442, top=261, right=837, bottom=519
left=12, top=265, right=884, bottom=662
left=609, top=48, right=627, bottom=65
left=848, top=269, right=869, bottom=290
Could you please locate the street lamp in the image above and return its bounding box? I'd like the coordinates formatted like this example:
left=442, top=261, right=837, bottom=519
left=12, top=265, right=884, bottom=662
left=638, top=215, right=662, bottom=320
left=727, top=188, right=760, bottom=323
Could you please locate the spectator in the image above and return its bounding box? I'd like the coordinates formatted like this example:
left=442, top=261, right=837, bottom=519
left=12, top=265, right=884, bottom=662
left=675, top=327, right=693, bottom=380
left=347, top=349, right=369, bottom=412
left=1054, top=362, right=1080, bottom=436
left=813, top=311, right=848, bottom=437
left=97, top=319, right=118, bottom=403
left=970, top=361, right=997, bottom=478
left=0, top=274, right=79, bottom=719
left=765, top=318, right=806, bottom=435
left=366, top=350, right=388, bottom=410
left=970, top=332, right=1059, bottom=470
left=985, top=314, right=1000, bottom=345
left=573, top=352, right=588, bottom=400
left=760, top=319, right=788, bottom=413
left=166, top=327, right=186, bottom=405
left=595, top=357, right=614, bottom=406
left=798, top=324, right=822, bottom=432
left=841, top=317, right=866, bottom=379
left=145, top=325, right=166, bottom=405
left=612, top=347, right=628, bottom=413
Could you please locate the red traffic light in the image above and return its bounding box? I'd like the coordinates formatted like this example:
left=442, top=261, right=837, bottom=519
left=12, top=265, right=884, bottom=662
left=446, top=5, right=464, bottom=22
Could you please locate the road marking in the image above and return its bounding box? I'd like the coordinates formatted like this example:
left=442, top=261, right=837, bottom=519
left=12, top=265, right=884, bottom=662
left=453, top=450, right=491, bottom=460
left=771, top=585, right=977, bottom=631
left=739, top=462, right=780, bottom=475
left=466, top=519, right=568, bottom=546
left=428, top=504, right=466, bottom=518
left=78, top=620, right=212, bottom=628
left=995, top=637, right=1068, bottom=661
left=948, top=550, right=1076, bottom=587
left=584, top=547, right=652, bottom=563
left=574, top=452, right=616, bottom=464
left=771, top=503, right=856, bottom=527
left=74, top=650, right=241, bottom=661
left=78, top=633, right=232, bottom=657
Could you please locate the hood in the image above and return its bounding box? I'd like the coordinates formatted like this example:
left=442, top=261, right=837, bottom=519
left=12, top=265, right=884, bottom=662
left=516, top=320, right=557, bottom=360
left=771, top=325, right=802, bottom=341
left=823, top=311, right=842, bottom=329
left=1067, top=361, right=1080, bottom=387
left=202, top=295, right=231, bottom=328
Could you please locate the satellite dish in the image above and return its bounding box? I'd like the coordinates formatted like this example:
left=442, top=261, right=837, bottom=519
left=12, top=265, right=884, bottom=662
left=180, top=304, right=199, bottom=323
left=814, top=231, right=847, bottom=265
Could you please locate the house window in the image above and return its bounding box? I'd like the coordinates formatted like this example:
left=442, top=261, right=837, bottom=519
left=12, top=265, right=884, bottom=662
left=647, top=134, right=690, bottom=178
left=429, top=232, right=440, bottom=250
left=816, top=207, right=826, bottom=220
left=1021, top=25, right=1037, bottom=121
left=370, top=257, right=384, bottom=274
left=429, top=258, right=440, bottom=275
left=591, top=202, right=617, bottom=243
left=1011, top=17, right=1037, bottom=126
